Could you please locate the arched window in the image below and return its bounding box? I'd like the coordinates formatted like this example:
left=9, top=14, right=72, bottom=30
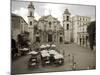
left=30, top=11, right=32, bottom=16
left=30, top=21, right=32, bottom=25
left=66, top=24, right=69, bottom=30
left=67, top=16, right=69, bottom=21
left=49, top=22, right=51, bottom=28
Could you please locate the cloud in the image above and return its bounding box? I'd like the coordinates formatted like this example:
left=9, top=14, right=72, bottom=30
left=12, top=7, right=41, bottom=22
left=12, top=7, right=28, bottom=23
left=34, top=12, right=41, bottom=20
left=43, top=3, right=66, bottom=25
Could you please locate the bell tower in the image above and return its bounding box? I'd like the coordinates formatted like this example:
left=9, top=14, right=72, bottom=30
left=63, top=8, right=71, bottom=43
left=28, top=2, right=35, bottom=17
left=27, top=2, right=35, bottom=42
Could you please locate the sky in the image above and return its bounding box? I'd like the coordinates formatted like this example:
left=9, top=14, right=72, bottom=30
left=11, top=0, right=96, bottom=25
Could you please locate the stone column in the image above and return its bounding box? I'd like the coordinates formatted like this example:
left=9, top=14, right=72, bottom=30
left=77, top=35, right=80, bottom=45
left=84, top=35, right=86, bottom=47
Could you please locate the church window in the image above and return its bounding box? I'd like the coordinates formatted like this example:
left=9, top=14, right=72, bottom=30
left=80, top=17, right=81, bottom=21
left=22, top=20, right=23, bottom=23
left=66, top=24, right=69, bottom=30
left=30, top=21, right=32, bottom=25
left=60, top=33, right=62, bottom=35
left=49, top=22, right=51, bottom=28
left=83, top=18, right=84, bottom=21
left=67, top=16, right=69, bottom=21
left=37, top=32, right=39, bottom=34
left=30, top=11, right=32, bottom=16
left=44, top=24, right=46, bottom=30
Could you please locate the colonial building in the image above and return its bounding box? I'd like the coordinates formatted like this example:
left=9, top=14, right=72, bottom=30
left=11, top=13, right=28, bottom=41
left=27, top=2, right=64, bottom=44
left=36, top=15, right=64, bottom=43
left=27, top=2, right=91, bottom=47
left=72, top=15, right=91, bottom=47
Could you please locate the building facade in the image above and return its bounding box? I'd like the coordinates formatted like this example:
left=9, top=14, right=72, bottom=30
left=11, top=13, right=28, bottom=41
left=27, top=2, right=64, bottom=44
left=72, top=15, right=91, bottom=47
left=36, top=15, right=64, bottom=44
left=27, top=2, right=91, bottom=47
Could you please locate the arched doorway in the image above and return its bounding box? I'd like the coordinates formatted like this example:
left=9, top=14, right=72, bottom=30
left=48, top=34, right=52, bottom=42
left=80, top=38, right=82, bottom=45
left=36, top=37, right=40, bottom=42
left=86, top=36, right=88, bottom=46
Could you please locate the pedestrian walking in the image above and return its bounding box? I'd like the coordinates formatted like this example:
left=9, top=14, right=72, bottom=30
left=63, top=50, right=65, bottom=57
left=72, top=62, right=77, bottom=70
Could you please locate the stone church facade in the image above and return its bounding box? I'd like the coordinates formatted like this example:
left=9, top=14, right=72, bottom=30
left=36, top=15, right=64, bottom=44
left=27, top=2, right=65, bottom=44
left=27, top=2, right=91, bottom=46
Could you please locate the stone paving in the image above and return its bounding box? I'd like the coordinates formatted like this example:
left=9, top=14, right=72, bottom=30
left=11, top=43, right=96, bottom=74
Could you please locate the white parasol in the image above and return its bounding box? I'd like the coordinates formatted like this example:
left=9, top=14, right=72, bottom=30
left=19, top=48, right=29, bottom=51
left=54, top=54, right=64, bottom=59
left=41, top=50, right=50, bottom=57
left=51, top=44, right=56, bottom=47
left=40, top=45, right=46, bottom=48
left=28, top=51, right=38, bottom=55
left=48, top=50, right=58, bottom=55
left=46, top=44, right=50, bottom=47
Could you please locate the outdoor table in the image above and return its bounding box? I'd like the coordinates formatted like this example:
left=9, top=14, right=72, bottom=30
left=40, top=50, right=50, bottom=66
left=53, top=53, right=64, bottom=65
left=41, top=50, right=50, bottom=57
left=28, top=56, right=39, bottom=69
left=46, top=44, right=50, bottom=49
left=54, top=54, right=64, bottom=59
left=28, top=51, right=39, bottom=57
left=19, top=48, right=29, bottom=55
left=50, top=44, right=56, bottom=49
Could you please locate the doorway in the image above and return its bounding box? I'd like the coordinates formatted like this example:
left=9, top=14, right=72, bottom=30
left=36, top=37, right=40, bottom=42
left=48, top=34, right=52, bottom=42
left=59, top=37, right=63, bottom=43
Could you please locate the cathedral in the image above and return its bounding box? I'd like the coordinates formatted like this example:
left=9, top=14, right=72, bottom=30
left=27, top=2, right=73, bottom=44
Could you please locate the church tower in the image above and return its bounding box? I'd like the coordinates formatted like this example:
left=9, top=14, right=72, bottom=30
left=63, top=8, right=71, bottom=43
left=27, top=2, right=35, bottom=43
